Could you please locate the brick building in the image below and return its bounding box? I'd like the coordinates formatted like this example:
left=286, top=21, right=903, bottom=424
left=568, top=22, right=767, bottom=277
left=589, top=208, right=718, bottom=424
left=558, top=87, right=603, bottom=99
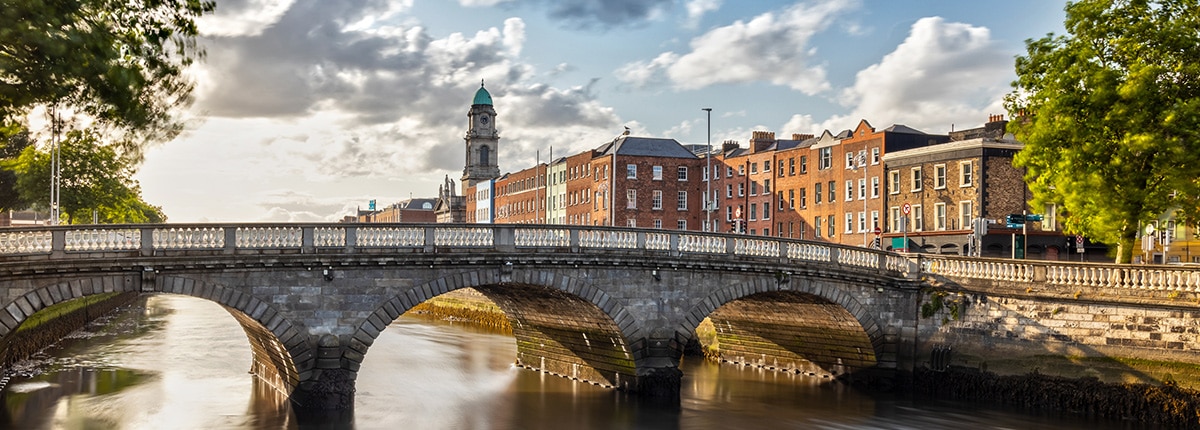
left=357, top=198, right=437, bottom=223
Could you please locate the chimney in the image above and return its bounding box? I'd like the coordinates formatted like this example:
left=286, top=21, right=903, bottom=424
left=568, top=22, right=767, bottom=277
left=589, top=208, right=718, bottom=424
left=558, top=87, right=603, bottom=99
left=721, top=140, right=739, bottom=154
left=749, top=131, right=775, bottom=153
left=792, top=133, right=814, bottom=141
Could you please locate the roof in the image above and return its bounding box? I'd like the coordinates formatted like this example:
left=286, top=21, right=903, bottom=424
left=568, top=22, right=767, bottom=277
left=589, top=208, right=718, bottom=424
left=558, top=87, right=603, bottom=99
left=598, top=136, right=697, bottom=159
left=769, top=138, right=815, bottom=151
left=883, top=124, right=927, bottom=135
left=472, top=83, right=492, bottom=106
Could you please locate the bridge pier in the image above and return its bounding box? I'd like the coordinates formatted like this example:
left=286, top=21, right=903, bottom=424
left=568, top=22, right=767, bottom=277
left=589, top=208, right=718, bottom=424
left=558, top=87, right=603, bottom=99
left=290, top=334, right=356, bottom=412
left=634, top=337, right=684, bottom=400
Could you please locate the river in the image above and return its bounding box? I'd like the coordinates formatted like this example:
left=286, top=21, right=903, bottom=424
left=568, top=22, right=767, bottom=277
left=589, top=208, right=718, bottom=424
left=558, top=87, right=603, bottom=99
left=0, top=295, right=1153, bottom=429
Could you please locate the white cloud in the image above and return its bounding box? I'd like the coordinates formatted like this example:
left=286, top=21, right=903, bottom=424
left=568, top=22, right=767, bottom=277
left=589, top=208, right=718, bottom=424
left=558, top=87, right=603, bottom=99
left=820, top=16, right=1013, bottom=133
left=615, top=0, right=859, bottom=93
left=198, top=0, right=299, bottom=37
left=683, top=0, right=721, bottom=28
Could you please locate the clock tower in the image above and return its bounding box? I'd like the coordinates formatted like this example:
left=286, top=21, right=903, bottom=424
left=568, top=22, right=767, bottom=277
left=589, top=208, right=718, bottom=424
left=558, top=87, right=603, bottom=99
left=462, top=81, right=500, bottom=189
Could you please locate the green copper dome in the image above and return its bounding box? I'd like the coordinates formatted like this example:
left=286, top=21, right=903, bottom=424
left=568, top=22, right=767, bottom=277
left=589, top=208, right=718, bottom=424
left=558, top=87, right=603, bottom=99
left=472, top=83, right=493, bottom=105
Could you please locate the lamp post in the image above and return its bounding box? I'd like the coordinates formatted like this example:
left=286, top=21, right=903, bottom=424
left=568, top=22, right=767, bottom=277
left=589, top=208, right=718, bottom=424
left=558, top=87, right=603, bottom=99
left=702, top=108, right=712, bottom=232
left=49, top=108, right=61, bottom=226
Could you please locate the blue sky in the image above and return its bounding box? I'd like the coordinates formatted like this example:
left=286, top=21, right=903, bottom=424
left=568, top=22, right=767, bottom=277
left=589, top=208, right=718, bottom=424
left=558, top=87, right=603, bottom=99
left=135, top=0, right=1068, bottom=222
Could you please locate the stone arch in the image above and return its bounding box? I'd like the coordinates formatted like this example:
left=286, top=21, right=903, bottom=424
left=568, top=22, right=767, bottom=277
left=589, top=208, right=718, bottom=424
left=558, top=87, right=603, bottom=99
left=682, top=275, right=889, bottom=376
left=348, top=268, right=642, bottom=390
left=0, top=274, right=140, bottom=338
left=153, top=275, right=304, bottom=397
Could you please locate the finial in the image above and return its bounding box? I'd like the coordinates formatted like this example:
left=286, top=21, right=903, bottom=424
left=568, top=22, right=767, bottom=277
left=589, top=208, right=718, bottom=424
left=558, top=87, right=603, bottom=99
left=481, top=79, right=485, bottom=88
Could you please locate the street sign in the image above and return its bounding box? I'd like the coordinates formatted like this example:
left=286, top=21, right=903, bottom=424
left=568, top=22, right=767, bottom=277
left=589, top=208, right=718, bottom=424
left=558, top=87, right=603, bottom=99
left=902, top=203, right=911, bottom=215
left=1076, top=235, right=1084, bottom=253
left=873, top=226, right=882, bottom=235
left=1005, top=214, right=1026, bottom=225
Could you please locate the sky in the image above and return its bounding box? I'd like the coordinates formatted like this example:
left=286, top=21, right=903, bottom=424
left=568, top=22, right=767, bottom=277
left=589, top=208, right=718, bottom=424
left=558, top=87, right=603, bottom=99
left=133, top=0, right=1069, bottom=223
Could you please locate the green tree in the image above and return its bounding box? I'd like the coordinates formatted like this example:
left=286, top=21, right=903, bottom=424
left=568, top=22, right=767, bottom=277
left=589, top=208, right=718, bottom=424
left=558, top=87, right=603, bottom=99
left=1006, top=0, right=1200, bottom=263
left=0, top=124, right=33, bottom=211
left=0, top=0, right=215, bottom=155
left=4, top=129, right=165, bottom=224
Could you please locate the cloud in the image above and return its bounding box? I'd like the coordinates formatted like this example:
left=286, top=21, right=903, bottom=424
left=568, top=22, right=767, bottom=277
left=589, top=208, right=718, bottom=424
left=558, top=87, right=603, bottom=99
left=614, top=0, right=858, bottom=93
left=818, top=16, right=1014, bottom=133
left=683, top=0, right=721, bottom=28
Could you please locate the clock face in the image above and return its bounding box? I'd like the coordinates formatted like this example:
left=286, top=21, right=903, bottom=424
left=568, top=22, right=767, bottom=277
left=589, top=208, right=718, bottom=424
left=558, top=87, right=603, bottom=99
left=480, top=115, right=489, bottom=125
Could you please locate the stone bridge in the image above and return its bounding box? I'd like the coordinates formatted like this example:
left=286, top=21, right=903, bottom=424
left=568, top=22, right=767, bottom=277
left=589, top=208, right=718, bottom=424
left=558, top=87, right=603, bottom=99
left=1, top=224, right=1198, bottom=413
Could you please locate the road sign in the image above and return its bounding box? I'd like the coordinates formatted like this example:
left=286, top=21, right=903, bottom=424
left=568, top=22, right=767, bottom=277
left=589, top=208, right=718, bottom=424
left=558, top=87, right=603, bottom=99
left=1076, top=235, right=1084, bottom=253
left=873, top=226, right=882, bottom=235
left=1005, top=214, right=1025, bottom=225
left=902, top=203, right=911, bottom=215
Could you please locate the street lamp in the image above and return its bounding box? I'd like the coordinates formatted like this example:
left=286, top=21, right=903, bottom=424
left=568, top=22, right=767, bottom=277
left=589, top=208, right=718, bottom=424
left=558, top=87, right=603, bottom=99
left=702, top=108, right=712, bottom=232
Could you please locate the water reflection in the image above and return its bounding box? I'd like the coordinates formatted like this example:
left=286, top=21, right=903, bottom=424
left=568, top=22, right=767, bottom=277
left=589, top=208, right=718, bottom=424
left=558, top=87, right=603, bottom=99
left=0, top=294, right=1153, bottom=430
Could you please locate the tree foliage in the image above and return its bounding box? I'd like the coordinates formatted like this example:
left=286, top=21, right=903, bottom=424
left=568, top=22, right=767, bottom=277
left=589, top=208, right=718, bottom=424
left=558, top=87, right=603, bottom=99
left=3, top=129, right=165, bottom=224
left=1006, top=0, right=1200, bottom=263
left=0, top=124, right=33, bottom=211
left=0, top=0, right=215, bottom=155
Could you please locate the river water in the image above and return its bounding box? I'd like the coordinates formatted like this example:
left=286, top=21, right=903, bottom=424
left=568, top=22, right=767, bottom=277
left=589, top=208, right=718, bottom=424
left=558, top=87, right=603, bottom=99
left=0, top=295, right=1153, bottom=429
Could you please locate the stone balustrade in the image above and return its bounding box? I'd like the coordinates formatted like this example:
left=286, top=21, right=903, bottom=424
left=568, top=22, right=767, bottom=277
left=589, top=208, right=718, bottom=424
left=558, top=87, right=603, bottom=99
left=0, top=223, right=905, bottom=276
left=917, top=254, right=1200, bottom=291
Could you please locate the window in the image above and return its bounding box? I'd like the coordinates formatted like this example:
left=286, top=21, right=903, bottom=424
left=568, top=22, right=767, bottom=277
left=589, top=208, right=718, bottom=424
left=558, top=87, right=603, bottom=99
left=871, top=177, right=880, bottom=198
left=652, top=190, right=663, bottom=210
left=778, top=191, right=786, bottom=207
left=677, top=220, right=687, bottom=230
left=703, top=166, right=709, bottom=182
left=814, top=183, right=822, bottom=203
left=889, top=170, right=900, bottom=194
left=800, top=155, right=808, bottom=173
left=934, top=203, right=946, bottom=230
left=1044, top=203, right=1058, bottom=231
left=787, top=189, right=795, bottom=209
left=858, top=211, right=867, bottom=233
left=959, top=161, right=973, bottom=187
left=819, top=147, right=832, bottom=169
left=654, top=219, right=662, bottom=229
left=778, top=160, right=785, bottom=176
left=750, top=181, right=758, bottom=196
left=627, top=164, right=637, bottom=179
left=763, top=160, right=771, bottom=172
left=827, top=215, right=836, bottom=238
left=871, top=147, right=880, bottom=165
left=934, top=164, right=947, bottom=189
left=763, top=202, right=771, bottom=219
left=845, top=180, right=855, bottom=201
left=789, top=158, right=796, bottom=175
left=799, top=188, right=806, bottom=208
left=726, top=184, right=733, bottom=198
left=677, top=166, right=688, bottom=181
left=738, top=183, right=745, bottom=197
left=871, top=211, right=879, bottom=232
left=652, top=165, right=663, bottom=180
left=677, top=191, right=688, bottom=210
left=960, top=201, right=973, bottom=230
left=726, top=166, right=733, bottom=177
left=858, top=178, right=866, bottom=200
left=911, top=167, right=923, bottom=192
left=749, top=203, right=757, bottom=221
left=726, top=206, right=732, bottom=222
left=890, top=207, right=901, bottom=232
left=828, top=181, right=836, bottom=203
left=846, top=152, right=856, bottom=169
left=845, top=213, right=854, bottom=233
left=814, top=217, right=822, bottom=238
left=913, top=204, right=924, bottom=231
left=750, top=163, right=758, bottom=174
left=763, top=179, right=771, bottom=194
left=738, top=165, right=746, bottom=175
left=627, top=189, right=637, bottom=209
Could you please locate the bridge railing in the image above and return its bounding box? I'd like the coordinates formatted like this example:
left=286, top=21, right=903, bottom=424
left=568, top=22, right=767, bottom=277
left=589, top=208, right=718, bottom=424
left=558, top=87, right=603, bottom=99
left=916, top=254, right=1200, bottom=292
left=0, top=223, right=913, bottom=278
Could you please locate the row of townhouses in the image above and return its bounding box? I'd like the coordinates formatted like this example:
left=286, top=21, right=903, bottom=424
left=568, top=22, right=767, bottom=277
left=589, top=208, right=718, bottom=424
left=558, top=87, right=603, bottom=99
left=357, top=84, right=1197, bottom=263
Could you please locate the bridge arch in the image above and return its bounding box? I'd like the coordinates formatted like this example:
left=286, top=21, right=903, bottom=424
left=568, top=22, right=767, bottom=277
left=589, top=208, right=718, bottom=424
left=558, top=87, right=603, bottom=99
left=684, top=276, right=889, bottom=380
left=349, top=267, right=643, bottom=390
left=0, top=274, right=140, bottom=339
left=153, top=275, right=304, bottom=398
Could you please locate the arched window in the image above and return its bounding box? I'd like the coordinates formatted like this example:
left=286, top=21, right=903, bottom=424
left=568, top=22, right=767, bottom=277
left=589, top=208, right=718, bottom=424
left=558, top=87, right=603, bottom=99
left=480, top=145, right=490, bottom=165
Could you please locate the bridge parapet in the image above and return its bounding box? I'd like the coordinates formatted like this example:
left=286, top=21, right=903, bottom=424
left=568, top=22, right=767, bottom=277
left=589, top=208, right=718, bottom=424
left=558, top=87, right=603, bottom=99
left=918, top=255, right=1200, bottom=291
left=0, top=224, right=912, bottom=278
